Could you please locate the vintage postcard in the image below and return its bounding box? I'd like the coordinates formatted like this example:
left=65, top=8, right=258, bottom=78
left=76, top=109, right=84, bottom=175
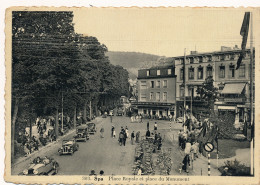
left=4, top=7, right=260, bottom=184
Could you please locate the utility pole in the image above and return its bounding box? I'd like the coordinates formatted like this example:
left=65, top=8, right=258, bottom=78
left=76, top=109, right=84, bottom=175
left=183, top=48, right=187, bottom=131
left=249, top=12, right=254, bottom=176
left=61, top=90, right=64, bottom=133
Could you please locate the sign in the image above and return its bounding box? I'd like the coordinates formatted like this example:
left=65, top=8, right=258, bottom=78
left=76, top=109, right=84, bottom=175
left=204, top=142, right=214, bottom=153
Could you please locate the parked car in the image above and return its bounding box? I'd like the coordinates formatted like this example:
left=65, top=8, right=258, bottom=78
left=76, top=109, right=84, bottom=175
left=87, top=122, right=96, bottom=134
left=176, top=117, right=184, bottom=124
left=117, top=108, right=123, bottom=116
left=102, top=114, right=107, bottom=118
left=74, top=125, right=89, bottom=142
left=109, top=110, right=114, bottom=116
left=58, top=139, right=79, bottom=155
left=20, top=156, right=59, bottom=176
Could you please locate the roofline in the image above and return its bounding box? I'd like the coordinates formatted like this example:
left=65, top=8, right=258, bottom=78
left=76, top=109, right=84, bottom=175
left=173, top=48, right=252, bottom=59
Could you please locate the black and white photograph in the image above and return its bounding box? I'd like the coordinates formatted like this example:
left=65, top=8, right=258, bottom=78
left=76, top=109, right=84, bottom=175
left=4, top=7, right=259, bottom=184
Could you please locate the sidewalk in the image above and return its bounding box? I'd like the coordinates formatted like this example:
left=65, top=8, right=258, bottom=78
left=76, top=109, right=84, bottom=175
left=12, top=117, right=104, bottom=168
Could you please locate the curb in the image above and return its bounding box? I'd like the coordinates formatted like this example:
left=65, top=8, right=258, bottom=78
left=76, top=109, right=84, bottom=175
left=12, top=129, right=76, bottom=168
left=12, top=116, right=104, bottom=168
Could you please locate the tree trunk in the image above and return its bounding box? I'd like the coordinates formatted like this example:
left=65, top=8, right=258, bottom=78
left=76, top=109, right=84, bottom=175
left=83, top=101, right=87, bottom=121
left=73, top=106, right=77, bottom=128
left=11, top=98, right=19, bottom=163
left=55, top=107, right=59, bottom=138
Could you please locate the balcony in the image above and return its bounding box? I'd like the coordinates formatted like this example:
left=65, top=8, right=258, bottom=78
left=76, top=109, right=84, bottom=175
left=218, top=97, right=247, bottom=103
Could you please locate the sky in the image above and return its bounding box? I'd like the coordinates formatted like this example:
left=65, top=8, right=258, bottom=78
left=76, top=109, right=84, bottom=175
left=74, top=8, right=249, bottom=57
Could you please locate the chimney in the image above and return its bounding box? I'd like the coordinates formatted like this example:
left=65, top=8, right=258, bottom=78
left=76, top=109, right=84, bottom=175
left=190, top=51, right=198, bottom=55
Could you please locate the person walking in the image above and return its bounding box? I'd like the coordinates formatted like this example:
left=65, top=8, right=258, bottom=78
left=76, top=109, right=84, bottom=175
left=123, top=130, right=127, bottom=146
left=100, top=126, right=104, bottom=138
left=113, top=129, right=116, bottom=138
left=145, top=129, right=150, bottom=139
left=140, top=114, right=143, bottom=123
left=147, top=121, right=149, bottom=130
left=119, top=131, right=124, bottom=146
left=111, top=126, right=114, bottom=137
left=136, top=131, right=140, bottom=143
left=131, top=131, right=135, bottom=145
left=125, top=126, right=129, bottom=138
left=154, top=122, right=158, bottom=131
left=110, top=115, right=113, bottom=123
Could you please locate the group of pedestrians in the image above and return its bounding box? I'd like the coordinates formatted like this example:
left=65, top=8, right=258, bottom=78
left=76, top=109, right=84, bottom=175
left=130, top=114, right=143, bottom=123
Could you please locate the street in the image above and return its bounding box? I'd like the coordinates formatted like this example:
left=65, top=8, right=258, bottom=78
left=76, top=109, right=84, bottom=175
left=12, top=116, right=193, bottom=176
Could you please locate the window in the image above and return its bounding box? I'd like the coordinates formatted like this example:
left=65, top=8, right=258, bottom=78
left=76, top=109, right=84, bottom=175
left=198, top=66, right=203, bottom=79
left=188, top=87, right=194, bottom=97
left=188, top=67, right=194, bottom=80
left=163, top=92, right=167, bottom=101
left=156, top=80, right=160, bottom=88
left=163, top=80, right=167, bottom=88
left=229, top=64, right=235, bottom=78
left=140, top=81, right=147, bottom=89
left=219, top=65, right=225, bottom=78
left=157, top=70, right=160, bottom=76
left=220, top=55, right=225, bottom=61
left=206, top=65, right=213, bottom=77
left=239, top=64, right=246, bottom=77
left=180, top=68, right=184, bottom=80
left=199, top=57, right=203, bottom=63
left=140, top=94, right=146, bottom=101
left=147, top=70, right=150, bottom=76
left=150, top=81, right=154, bottom=88
left=180, top=86, right=185, bottom=97
left=150, top=92, right=154, bottom=100
left=156, top=92, right=160, bottom=101
left=190, top=58, right=194, bottom=64
left=168, top=68, right=172, bottom=75
left=208, top=56, right=212, bottom=62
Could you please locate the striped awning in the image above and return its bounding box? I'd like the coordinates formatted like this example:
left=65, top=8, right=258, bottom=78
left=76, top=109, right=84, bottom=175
left=221, top=83, right=245, bottom=94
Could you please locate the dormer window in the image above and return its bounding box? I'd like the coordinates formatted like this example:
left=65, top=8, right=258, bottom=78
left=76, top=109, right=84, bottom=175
left=168, top=68, right=172, bottom=75
left=199, top=57, right=203, bottom=63
left=190, top=58, right=194, bottom=64
left=157, top=70, right=160, bottom=76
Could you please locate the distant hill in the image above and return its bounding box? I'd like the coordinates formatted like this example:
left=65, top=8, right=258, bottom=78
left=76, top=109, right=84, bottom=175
left=106, top=51, right=162, bottom=79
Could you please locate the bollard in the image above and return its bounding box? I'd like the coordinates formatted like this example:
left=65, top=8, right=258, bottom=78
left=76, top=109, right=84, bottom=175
left=208, top=152, right=211, bottom=176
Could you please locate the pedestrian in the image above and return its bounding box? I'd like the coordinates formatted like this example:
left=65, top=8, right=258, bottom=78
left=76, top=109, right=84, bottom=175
left=184, top=139, right=191, bottom=155
left=119, top=131, right=124, bottom=146
left=146, top=129, right=150, bottom=138
left=125, top=126, right=129, bottom=138
left=111, top=126, right=114, bottom=137
left=100, top=126, right=104, bottom=138
left=140, top=114, right=143, bottom=123
left=154, top=122, right=158, bottom=131
left=113, top=129, right=116, bottom=138
left=136, top=131, right=140, bottom=143
left=181, top=154, right=191, bottom=173
left=110, top=115, right=113, bottom=123
left=147, top=121, right=149, bottom=130
left=123, top=131, right=127, bottom=146
left=131, top=131, right=135, bottom=145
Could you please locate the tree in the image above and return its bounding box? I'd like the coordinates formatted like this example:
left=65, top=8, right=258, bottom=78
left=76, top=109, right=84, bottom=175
left=196, top=76, right=218, bottom=115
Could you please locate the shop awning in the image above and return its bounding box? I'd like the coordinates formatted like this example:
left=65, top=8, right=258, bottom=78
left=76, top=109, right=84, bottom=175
left=221, top=83, right=245, bottom=94
left=218, top=106, right=236, bottom=110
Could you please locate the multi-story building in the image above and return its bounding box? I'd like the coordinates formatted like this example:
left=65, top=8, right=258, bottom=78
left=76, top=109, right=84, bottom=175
left=134, top=64, right=176, bottom=118
left=174, top=47, right=253, bottom=126
left=135, top=47, right=254, bottom=125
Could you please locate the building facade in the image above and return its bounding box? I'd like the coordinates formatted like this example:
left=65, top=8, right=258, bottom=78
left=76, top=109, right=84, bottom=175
left=174, top=47, right=253, bottom=126
left=134, top=65, right=176, bottom=118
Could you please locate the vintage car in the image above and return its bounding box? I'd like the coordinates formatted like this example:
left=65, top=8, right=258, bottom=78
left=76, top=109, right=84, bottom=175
left=117, top=108, right=123, bottom=116
left=87, top=122, right=96, bottom=134
left=21, top=156, right=59, bottom=176
left=109, top=110, right=114, bottom=116
left=58, top=139, right=79, bottom=155
left=74, top=125, right=89, bottom=142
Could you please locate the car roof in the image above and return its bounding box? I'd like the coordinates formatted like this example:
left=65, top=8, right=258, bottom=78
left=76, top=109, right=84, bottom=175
left=77, top=125, right=88, bottom=129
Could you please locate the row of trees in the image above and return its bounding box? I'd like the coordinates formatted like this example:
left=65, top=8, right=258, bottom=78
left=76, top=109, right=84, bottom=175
left=11, top=11, right=130, bottom=159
